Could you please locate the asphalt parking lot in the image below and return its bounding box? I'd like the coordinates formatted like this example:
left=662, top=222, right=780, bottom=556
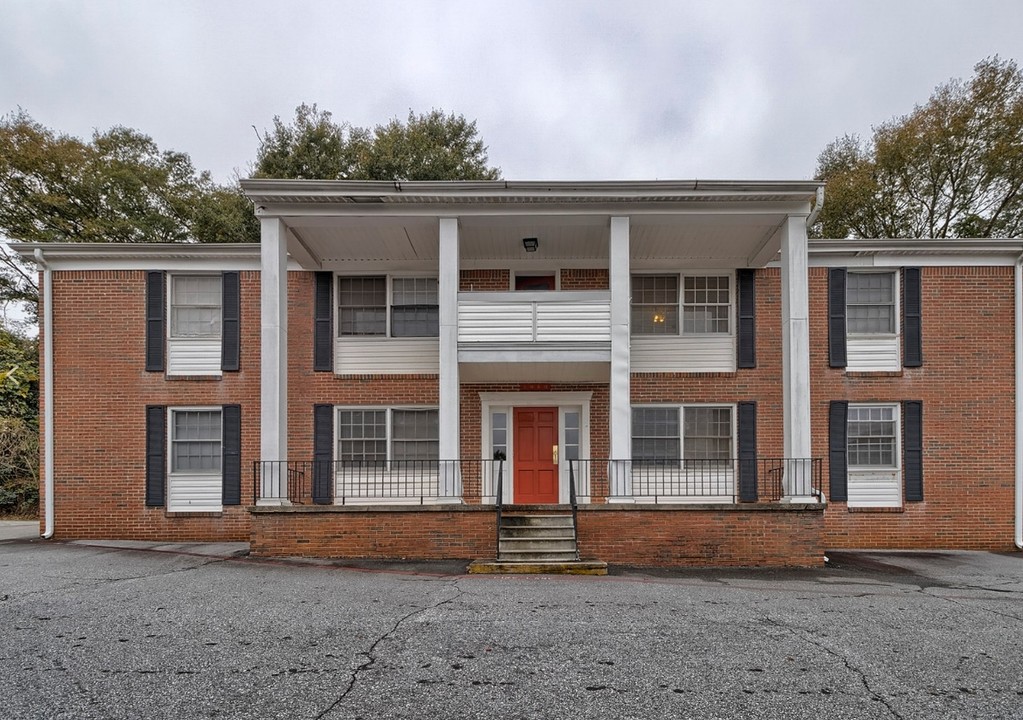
left=1, top=529, right=1021, bottom=719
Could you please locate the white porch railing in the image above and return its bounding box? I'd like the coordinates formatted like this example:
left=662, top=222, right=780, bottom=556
left=458, top=291, right=611, bottom=345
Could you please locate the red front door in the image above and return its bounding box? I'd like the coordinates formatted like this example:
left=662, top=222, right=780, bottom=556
left=513, top=407, right=559, bottom=504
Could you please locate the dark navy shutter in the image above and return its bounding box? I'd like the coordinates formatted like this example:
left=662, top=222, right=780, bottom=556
left=221, top=272, right=240, bottom=372
left=314, top=272, right=333, bottom=372
left=828, top=401, right=849, bottom=501
left=902, top=267, right=922, bottom=368
left=903, top=401, right=923, bottom=502
left=145, top=405, right=166, bottom=507
left=736, top=269, right=756, bottom=369
left=312, top=404, right=334, bottom=504
left=828, top=268, right=847, bottom=368
left=222, top=404, right=242, bottom=505
left=737, top=401, right=758, bottom=502
left=145, top=271, right=165, bottom=372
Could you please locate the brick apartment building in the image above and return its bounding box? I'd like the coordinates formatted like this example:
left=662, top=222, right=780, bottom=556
left=12, top=179, right=1023, bottom=568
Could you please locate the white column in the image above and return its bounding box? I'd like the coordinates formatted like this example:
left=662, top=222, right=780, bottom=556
left=780, top=215, right=814, bottom=501
left=438, top=217, right=462, bottom=501
left=608, top=216, right=633, bottom=501
left=259, top=217, right=289, bottom=504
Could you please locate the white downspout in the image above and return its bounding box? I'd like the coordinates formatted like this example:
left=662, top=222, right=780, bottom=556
left=34, top=249, right=55, bottom=539
left=1015, top=253, right=1023, bottom=549
left=806, top=186, right=825, bottom=230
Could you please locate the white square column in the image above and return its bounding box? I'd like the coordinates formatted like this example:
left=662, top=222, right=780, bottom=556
left=608, top=216, right=633, bottom=501
left=438, top=217, right=462, bottom=501
left=259, top=217, right=289, bottom=504
left=780, top=215, right=814, bottom=501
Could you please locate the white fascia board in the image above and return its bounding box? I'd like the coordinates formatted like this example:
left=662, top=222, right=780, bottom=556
left=6, top=242, right=304, bottom=271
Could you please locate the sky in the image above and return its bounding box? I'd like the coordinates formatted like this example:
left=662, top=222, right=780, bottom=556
left=2, top=0, right=1023, bottom=185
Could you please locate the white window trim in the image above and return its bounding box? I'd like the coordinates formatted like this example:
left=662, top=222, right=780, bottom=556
left=336, top=273, right=439, bottom=339
left=166, top=273, right=223, bottom=377
left=630, top=403, right=738, bottom=463
left=334, top=406, right=440, bottom=463
left=166, top=406, right=223, bottom=513
left=847, top=402, right=903, bottom=509
left=846, top=269, right=900, bottom=338
left=630, top=271, right=736, bottom=337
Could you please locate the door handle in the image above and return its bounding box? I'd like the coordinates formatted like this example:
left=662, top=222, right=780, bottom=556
left=552, top=445, right=558, bottom=464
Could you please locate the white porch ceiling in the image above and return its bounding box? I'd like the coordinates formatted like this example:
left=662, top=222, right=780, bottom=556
left=285, top=212, right=787, bottom=270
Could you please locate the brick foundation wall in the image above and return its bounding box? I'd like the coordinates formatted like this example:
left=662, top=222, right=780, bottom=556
left=250, top=507, right=494, bottom=559
left=812, top=267, right=1017, bottom=550
left=43, top=270, right=259, bottom=541
left=578, top=506, right=824, bottom=567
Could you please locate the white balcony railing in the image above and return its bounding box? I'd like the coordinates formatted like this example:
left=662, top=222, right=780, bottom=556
left=458, top=291, right=611, bottom=345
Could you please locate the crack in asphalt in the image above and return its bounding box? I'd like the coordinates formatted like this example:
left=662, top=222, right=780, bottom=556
left=764, top=617, right=905, bottom=720
left=918, top=586, right=1023, bottom=622
left=315, top=577, right=466, bottom=720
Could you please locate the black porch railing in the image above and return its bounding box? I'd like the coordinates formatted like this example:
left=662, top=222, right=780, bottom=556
left=252, top=457, right=822, bottom=505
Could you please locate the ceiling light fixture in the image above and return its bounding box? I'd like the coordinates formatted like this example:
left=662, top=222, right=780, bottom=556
left=523, top=237, right=539, bottom=252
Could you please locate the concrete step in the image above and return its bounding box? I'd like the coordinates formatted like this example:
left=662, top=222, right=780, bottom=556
left=501, top=514, right=574, bottom=528
left=498, top=549, right=579, bottom=562
left=499, top=538, right=576, bottom=553
left=468, top=559, right=608, bottom=575
left=500, top=525, right=575, bottom=539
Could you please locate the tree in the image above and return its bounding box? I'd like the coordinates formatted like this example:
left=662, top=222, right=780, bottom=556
left=254, top=105, right=501, bottom=181
left=0, top=326, right=38, bottom=516
left=813, top=57, right=1023, bottom=239
left=0, top=109, right=258, bottom=312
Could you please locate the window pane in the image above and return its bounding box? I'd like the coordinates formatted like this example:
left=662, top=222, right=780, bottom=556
left=171, top=276, right=221, bottom=338
left=683, top=407, right=732, bottom=461
left=632, top=407, right=680, bottom=462
left=682, top=276, right=730, bottom=334
left=631, top=275, right=679, bottom=334
left=339, top=277, right=387, bottom=336
left=392, top=410, right=439, bottom=462
left=391, top=306, right=439, bottom=337
left=848, top=406, right=897, bottom=467
left=338, top=409, right=387, bottom=463
left=847, top=273, right=895, bottom=334
left=564, top=411, right=580, bottom=461
left=492, top=412, right=508, bottom=460
left=171, top=410, right=222, bottom=473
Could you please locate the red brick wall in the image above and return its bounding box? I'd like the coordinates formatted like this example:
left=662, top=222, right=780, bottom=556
left=460, top=269, right=509, bottom=291
left=250, top=507, right=494, bottom=559
left=814, top=266, right=1016, bottom=549
left=43, top=270, right=259, bottom=541
left=578, top=506, right=824, bottom=567
left=560, top=268, right=609, bottom=290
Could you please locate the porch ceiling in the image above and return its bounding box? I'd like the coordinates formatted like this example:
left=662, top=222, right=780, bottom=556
left=284, top=212, right=789, bottom=271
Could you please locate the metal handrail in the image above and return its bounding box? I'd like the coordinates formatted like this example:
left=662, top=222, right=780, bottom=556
left=568, top=459, right=580, bottom=560
left=495, top=459, right=504, bottom=558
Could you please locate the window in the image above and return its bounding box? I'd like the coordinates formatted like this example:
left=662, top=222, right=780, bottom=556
left=391, top=278, right=439, bottom=337
left=337, top=408, right=439, bottom=464
left=491, top=411, right=508, bottom=461
left=170, top=275, right=221, bottom=338
left=847, top=272, right=895, bottom=335
left=338, top=276, right=438, bottom=337
left=847, top=405, right=897, bottom=468
left=631, top=275, right=678, bottom=334
left=170, top=410, right=222, bottom=473
left=631, top=275, right=731, bottom=336
left=632, top=406, right=734, bottom=463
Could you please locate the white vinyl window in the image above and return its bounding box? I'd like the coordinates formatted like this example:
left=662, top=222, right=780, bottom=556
left=167, top=408, right=223, bottom=512
left=632, top=406, right=733, bottom=465
left=170, top=275, right=221, bottom=339
left=847, top=272, right=896, bottom=335
left=338, top=276, right=439, bottom=337
left=632, top=274, right=731, bottom=336
left=337, top=408, right=439, bottom=465
left=846, top=403, right=902, bottom=508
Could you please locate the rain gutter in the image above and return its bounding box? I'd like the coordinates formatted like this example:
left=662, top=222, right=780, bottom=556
left=34, top=249, right=54, bottom=539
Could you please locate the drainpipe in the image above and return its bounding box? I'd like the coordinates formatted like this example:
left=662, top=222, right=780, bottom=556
left=34, top=249, right=54, bottom=539
left=1016, top=253, right=1023, bottom=549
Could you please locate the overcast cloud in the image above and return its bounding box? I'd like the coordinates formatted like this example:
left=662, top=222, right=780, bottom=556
left=3, top=0, right=1023, bottom=184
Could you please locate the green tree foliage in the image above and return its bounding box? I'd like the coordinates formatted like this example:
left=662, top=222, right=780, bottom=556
left=0, top=109, right=258, bottom=308
left=0, top=326, right=38, bottom=516
left=254, top=105, right=501, bottom=181
left=813, top=57, right=1023, bottom=239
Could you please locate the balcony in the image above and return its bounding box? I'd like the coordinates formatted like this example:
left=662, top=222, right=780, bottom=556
left=457, top=291, right=611, bottom=380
